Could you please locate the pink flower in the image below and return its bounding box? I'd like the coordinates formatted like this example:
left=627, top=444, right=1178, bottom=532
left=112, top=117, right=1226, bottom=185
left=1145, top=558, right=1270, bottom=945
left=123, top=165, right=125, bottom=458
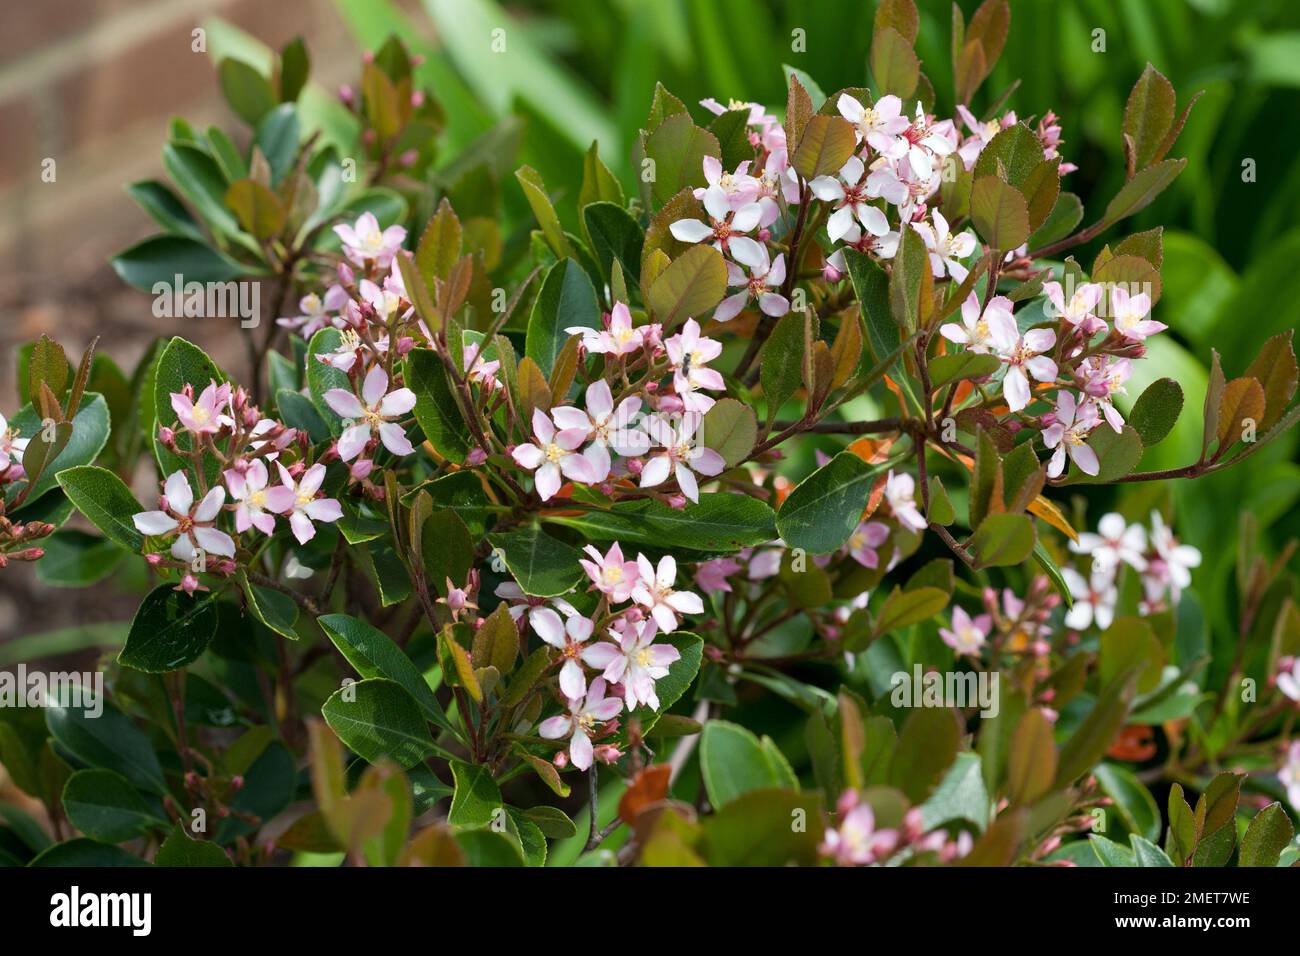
left=462, top=344, right=501, bottom=390
left=275, top=462, right=343, bottom=544
left=537, top=677, right=623, bottom=771
left=1145, top=511, right=1200, bottom=603
left=1079, top=356, right=1132, bottom=432
left=277, top=287, right=347, bottom=336
left=535, top=613, right=597, bottom=701
left=668, top=184, right=764, bottom=265
left=913, top=210, right=976, bottom=280
left=820, top=790, right=900, bottom=866
left=333, top=211, right=406, bottom=268
left=133, top=470, right=235, bottom=562
left=997, top=327, right=1057, bottom=412
left=836, top=93, right=909, bottom=155
left=0, top=412, right=29, bottom=471
left=1111, top=286, right=1165, bottom=341
left=665, top=319, right=725, bottom=413
left=810, top=156, right=890, bottom=243
left=318, top=328, right=364, bottom=373
left=1044, top=281, right=1106, bottom=335
left=715, top=245, right=789, bottom=322
left=939, top=605, right=992, bottom=657
left=640, top=413, right=726, bottom=503
left=551, top=379, right=649, bottom=471
left=495, top=582, right=580, bottom=632
left=225, top=460, right=294, bottom=535
left=511, top=408, right=603, bottom=501
left=567, top=302, right=644, bottom=357
left=692, top=155, right=760, bottom=209
left=846, top=520, right=890, bottom=568
left=940, top=293, right=1017, bottom=355
left=324, top=365, right=417, bottom=461
left=171, top=381, right=234, bottom=435
left=901, top=102, right=958, bottom=181
left=1281, top=741, right=1300, bottom=811
left=1043, top=391, right=1100, bottom=478
left=696, top=556, right=741, bottom=593
left=578, top=541, right=639, bottom=603
left=1274, top=657, right=1300, bottom=704
left=631, top=554, right=703, bottom=633
left=955, top=104, right=1015, bottom=169
left=581, top=618, right=681, bottom=711
left=884, top=470, right=927, bottom=532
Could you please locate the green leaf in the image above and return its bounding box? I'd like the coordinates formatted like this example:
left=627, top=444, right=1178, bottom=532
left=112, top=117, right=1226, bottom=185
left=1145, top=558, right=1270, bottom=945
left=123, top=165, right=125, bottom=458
left=928, top=351, right=1000, bottom=390
left=700, top=721, right=797, bottom=808
left=448, top=759, right=503, bottom=828
left=526, top=258, right=600, bottom=377
left=487, top=526, right=585, bottom=597
left=890, top=707, right=961, bottom=803
left=870, top=26, right=919, bottom=99
left=162, top=142, right=247, bottom=245
left=874, top=586, right=949, bottom=636
left=890, top=226, right=932, bottom=331
left=759, top=311, right=808, bottom=422
left=110, top=235, right=247, bottom=293
left=36, top=530, right=125, bottom=587
left=254, top=103, right=299, bottom=185
left=971, top=175, right=1030, bottom=251
left=1054, top=671, right=1137, bottom=788
left=407, top=348, right=472, bottom=462
left=776, top=452, right=887, bottom=554
left=1239, top=803, right=1295, bottom=867
left=583, top=202, right=644, bottom=285
left=1090, top=834, right=1136, bottom=867
left=126, top=180, right=204, bottom=241
left=46, top=691, right=167, bottom=796
left=1094, top=763, right=1161, bottom=843
left=1103, top=159, right=1187, bottom=226
left=700, top=398, right=757, bottom=468
left=545, top=494, right=775, bottom=554
left=318, top=613, right=449, bottom=730
left=969, top=513, right=1036, bottom=569
left=701, top=788, right=824, bottom=866
left=321, top=678, right=438, bottom=770
left=709, top=108, right=754, bottom=172
left=644, top=113, right=719, bottom=207
left=1130, top=834, right=1175, bottom=867
left=1100, top=617, right=1164, bottom=694
left=920, top=752, right=990, bottom=832
left=62, top=769, right=165, bottom=844
left=792, top=115, right=856, bottom=181
left=118, top=585, right=218, bottom=672
left=1059, top=424, right=1145, bottom=484
left=225, top=178, right=286, bottom=238
left=155, top=825, right=232, bottom=866
left=30, top=839, right=149, bottom=867
left=8, top=394, right=111, bottom=508
left=219, top=57, right=276, bottom=125
left=1128, top=378, right=1184, bottom=446
left=973, top=123, right=1046, bottom=189
left=515, top=165, right=571, bottom=259
left=56, top=465, right=145, bottom=552
left=1123, top=64, right=1176, bottom=173
left=647, top=244, right=727, bottom=329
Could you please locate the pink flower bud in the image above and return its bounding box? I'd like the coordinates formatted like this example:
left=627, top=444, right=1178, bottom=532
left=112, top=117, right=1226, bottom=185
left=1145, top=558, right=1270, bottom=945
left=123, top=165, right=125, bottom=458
left=145, top=552, right=164, bottom=566
left=398, top=149, right=419, bottom=168
left=626, top=457, right=644, bottom=476
left=466, top=447, right=487, bottom=467
left=411, top=90, right=425, bottom=108
left=338, top=84, right=355, bottom=106
left=594, top=745, right=622, bottom=765
left=667, top=494, right=687, bottom=510
left=349, top=458, right=374, bottom=480
left=337, top=261, right=355, bottom=285
left=552, top=750, right=569, bottom=769
left=823, top=263, right=842, bottom=283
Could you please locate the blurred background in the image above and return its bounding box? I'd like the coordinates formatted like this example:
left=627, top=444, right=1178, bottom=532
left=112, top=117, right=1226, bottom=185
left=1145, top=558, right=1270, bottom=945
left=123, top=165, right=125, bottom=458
left=2, top=0, right=1299, bottom=670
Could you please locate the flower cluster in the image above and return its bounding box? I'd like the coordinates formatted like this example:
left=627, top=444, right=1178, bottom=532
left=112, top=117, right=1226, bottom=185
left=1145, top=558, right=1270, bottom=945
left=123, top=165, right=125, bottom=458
left=497, top=543, right=700, bottom=770
left=1065, top=511, right=1202, bottom=626
left=820, top=789, right=971, bottom=866
left=133, top=379, right=342, bottom=591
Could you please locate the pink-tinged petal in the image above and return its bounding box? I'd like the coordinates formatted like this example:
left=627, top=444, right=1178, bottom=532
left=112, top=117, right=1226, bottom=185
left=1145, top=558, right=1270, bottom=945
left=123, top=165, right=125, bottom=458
left=1023, top=328, right=1057, bottom=353
left=836, top=92, right=865, bottom=122
left=810, top=175, right=846, bottom=203
left=589, top=697, right=623, bottom=721
left=1069, top=442, right=1100, bottom=476
left=194, top=486, right=226, bottom=522
left=1003, top=368, right=1030, bottom=412
left=164, top=471, right=194, bottom=514
left=826, top=205, right=855, bottom=242
left=289, top=511, right=316, bottom=544
left=669, top=219, right=713, bottom=243
left=665, top=590, right=703, bottom=615
left=651, top=604, right=679, bottom=633
left=555, top=427, right=591, bottom=452
left=225, top=469, right=247, bottom=499
left=728, top=234, right=765, bottom=270
left=305, top=498, right=343, bottom=523
left=655, top=555, right=677, bottom=589
left=713, top=290, right=750, bottom=322
left=551, top=405, right=589, bottom=433
left=170, top=393, right=195, bottom=425
left=691, top=447, right=726, bottom=477
left=507, top=447, right=543, bottom=477
left=639, top=454, right=672, bottom=488
left=361, top=364, right=389, bottom=406
left=569, top=730, right=594, bottom=770
left=324, top=388, right=366, bottom=419
left=537, top=715, right=572, bottom=739
left=1025, top=355, right=1058, bottom=383
left=939, top=322, right=970, bottom=345
left=336, top=423, right=371, bottom=462
left=193, top=527, right=236, bottom=557
left=758, top=292, right=790, bottom=317
left=726, top=236, right=763, bottom=268
left=583, top=443, right=611, bottom=483
left=251, top=511, right=277, bottom=536
left=378, top=387, right=416, bottom=417
left=648, top=645, right=681, bottom=667
left=858, top=204, right=889, bottom=237
left=559, top=453, right=598, bottom=485
left=298, top=463, right=326, bottom=495
left=170, top=536, right=196, bottom=562
left=559, top=660, right=587, bottom=701
left=133, top=511, right=178, bottom=535
left=580, top=642, right=621, bottom=670
left=530, top=408, right=554, bottom=444
left=1047, top=446, right=1067, bottom=478
left=534, top=462, right=562, bottom=501
left=675, top=464, right=699, bottom=502
left=378, top=421, right=414, bottom=456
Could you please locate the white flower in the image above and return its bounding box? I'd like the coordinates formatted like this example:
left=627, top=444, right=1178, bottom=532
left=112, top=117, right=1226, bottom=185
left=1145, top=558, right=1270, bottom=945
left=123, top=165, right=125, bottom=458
left=996, top=327, right=1057, bottom=413
left=536, top=614, right=597, bottom=701
left=884, top=470, right=927, bottom=532
left=939, top=294, right=1017, bottom=355
left=810, top=155, right=890, bottom=243
left=275, top=463, right=343, bottom=545
left=1280, top=741, right=1300, bottom=812
left=836, top=92, right=909, bottom=154
left=668, top=184, right=764, bottom=264
left=225, top=460, right=294, bottom=536
left=715, top=245, right=789, bottom=322
left=133, top=471, right=235, bottom=562
left=1070, top=512, right=1148, bottom=574
left=324, top=365, right=417, bottom=461
left=1043, top=391, right=1101, bottom=478
left=1062, top=566, right=1118, bottom=631
left=511, top=408, right=603, bottom=502
left=0, top=412, right=30, bottom=471
left=550, top=379, right=649, bottom=472
left=640, top=413, right=726, bottom=503
left=665, top=319, right=724, bottom=414
left=567, top=302, right=644, bottom=356
left=581, top=618, right=681, bottom=711
left=632, top=554, right=703, bottom=633
left=1145, top=511, right=1200, bottom=603
left=537, top=678, right=623, bottom=771
left=912, top=210, right=976, bottom=280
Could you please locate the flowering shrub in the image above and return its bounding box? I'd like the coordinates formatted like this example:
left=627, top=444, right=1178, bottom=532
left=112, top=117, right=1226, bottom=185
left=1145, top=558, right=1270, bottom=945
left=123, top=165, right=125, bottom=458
left=3, top=0, right=1299, bottom=869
